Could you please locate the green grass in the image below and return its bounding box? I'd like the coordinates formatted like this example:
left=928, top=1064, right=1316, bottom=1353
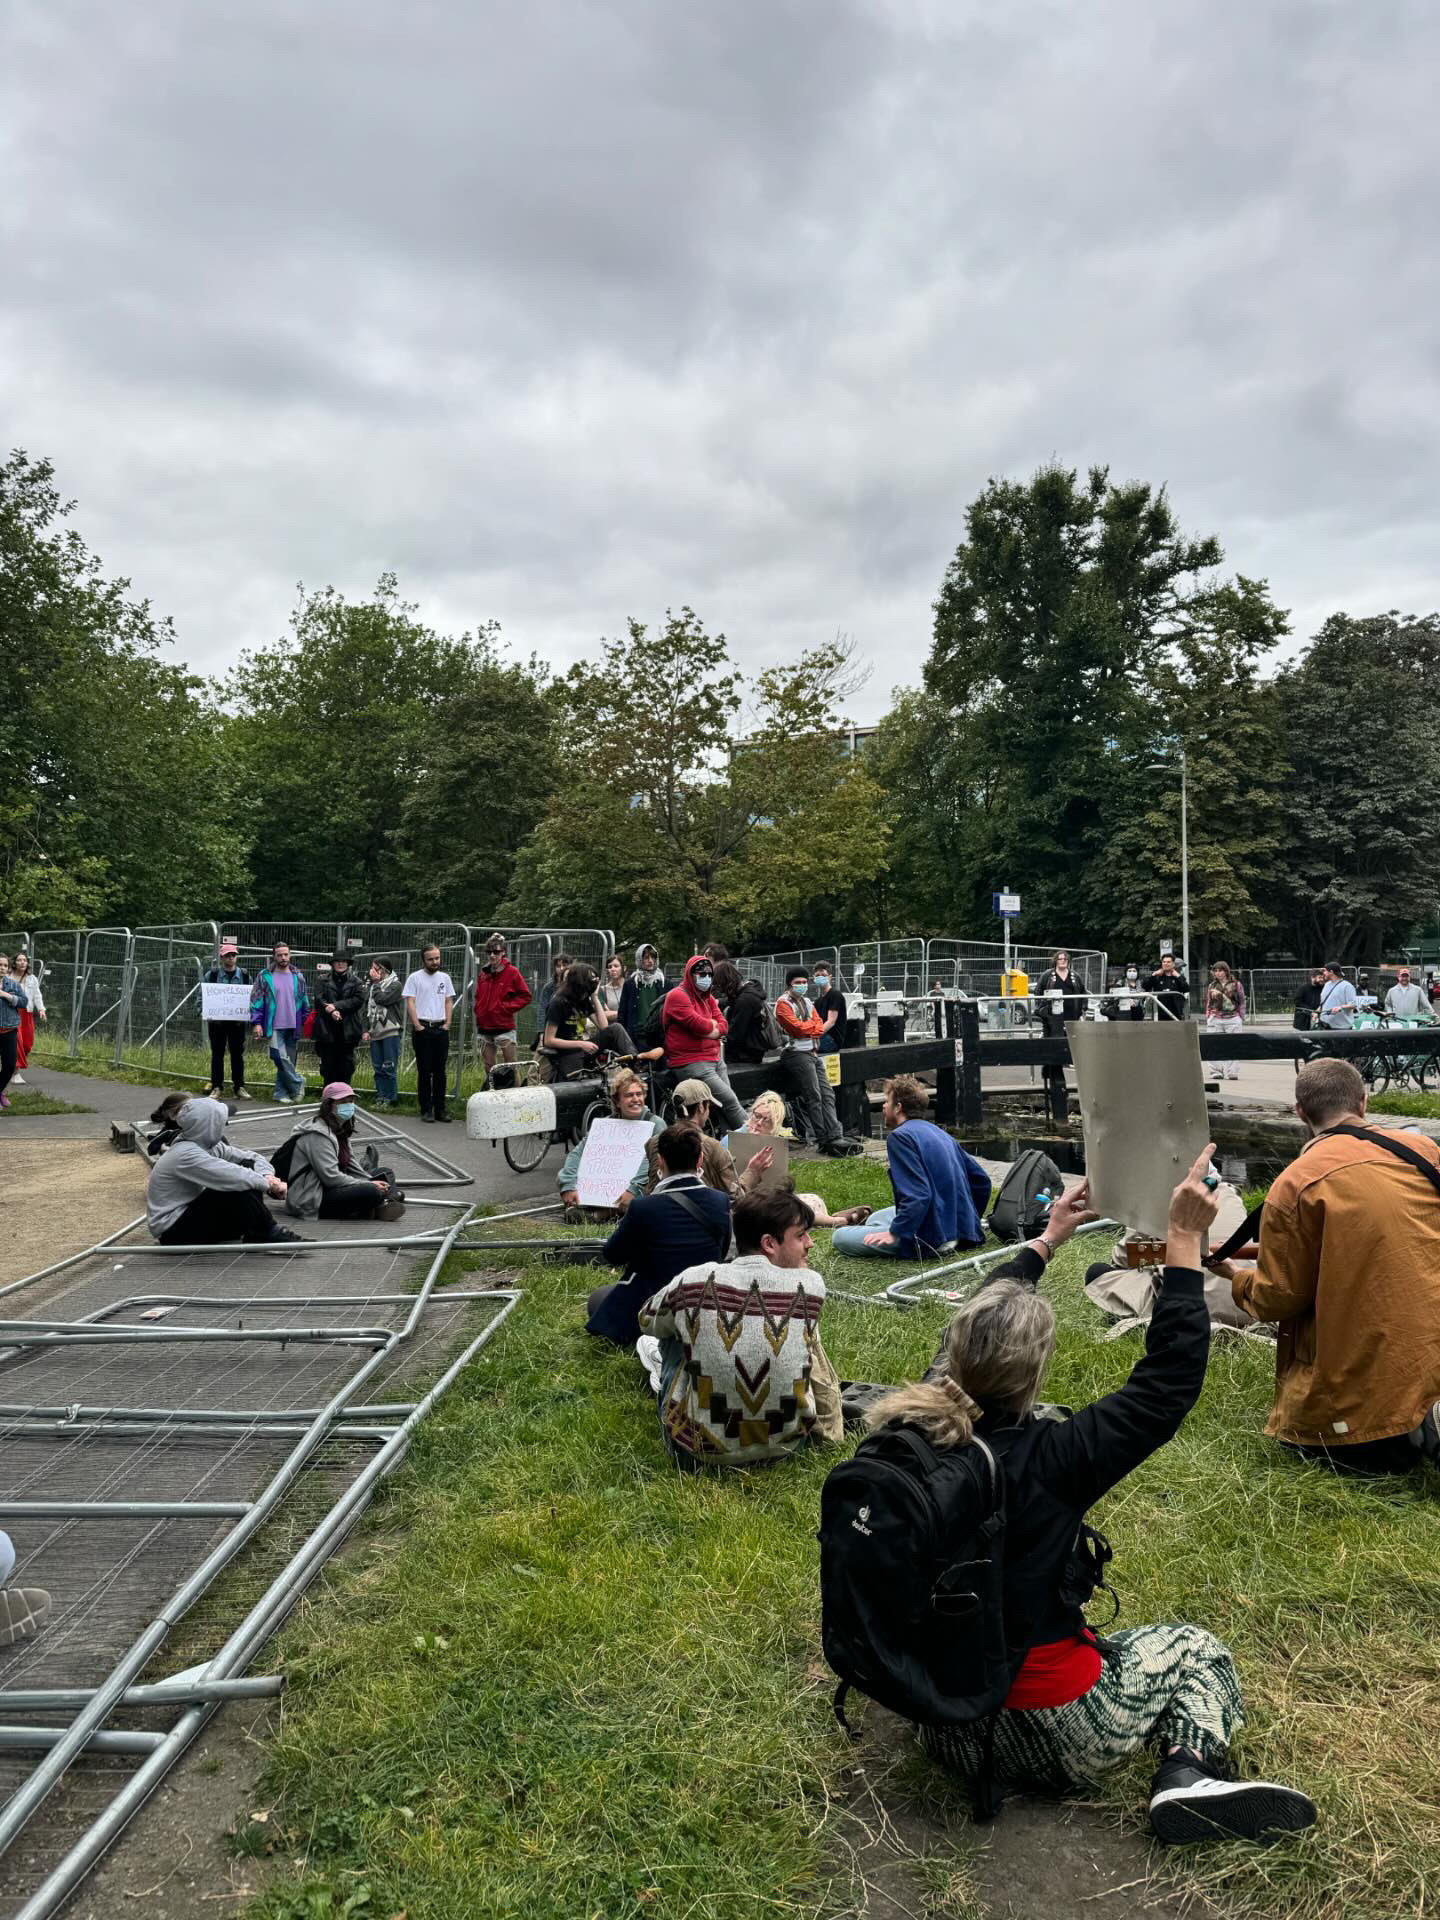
left=1369, top=1090, right=1440, bottom=1121
left=0, top=1086, right=91, bottom=1116
left=240, top=1160, right=1440, bottom=1920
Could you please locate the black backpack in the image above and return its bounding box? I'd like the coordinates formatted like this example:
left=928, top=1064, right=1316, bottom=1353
left=989, top=1149, right=1065, bottom=1242
left=268, top=1133, right=301, bottom=1183
left=819, top=1424, right=1015, bottom=1816
left=642, top=996, right=668, bottom=1052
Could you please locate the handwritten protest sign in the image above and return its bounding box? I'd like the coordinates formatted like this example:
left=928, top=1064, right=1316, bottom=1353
left=201, top=981, right=252, bottom=1022
left=575, top=1118, right=656, bottom=1207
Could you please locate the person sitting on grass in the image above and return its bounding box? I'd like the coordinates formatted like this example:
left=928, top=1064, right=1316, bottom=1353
left=830, top=1074, right=990, bottom=1260
left=557, top=1068, right=665, bottom=1222
left=646, top=1079, right=774, bottom=1200
left=872, top=1150, right=1317, bottom=1845
left=284, top=1083, right=406, bottom=1223
left=727, top=1091, right=872, bottom=1229
left=146, top=1097, right=303, bottom=1245
left=587, top=1122, right=732, bottom=1344
left=1209, top=1057, right=1440, bottom=1475
left=638, top=1184, right=842, bottom=1467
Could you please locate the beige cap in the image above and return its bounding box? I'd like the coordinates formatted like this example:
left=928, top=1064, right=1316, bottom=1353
left=672, top=1078, right=713, bottom=1109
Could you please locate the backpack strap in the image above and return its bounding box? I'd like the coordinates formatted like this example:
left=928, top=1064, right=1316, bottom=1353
left=660, top=1184, right=731, bottom=1260
left=1321, top=1123, right=1440, bottom=1200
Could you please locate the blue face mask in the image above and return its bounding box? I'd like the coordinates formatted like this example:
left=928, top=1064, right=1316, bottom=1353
left=695, top=973, right=713, bottom=992
left=814, top=975, right=830, bottom=989
left=335, top=1102, right=356, bottom=1121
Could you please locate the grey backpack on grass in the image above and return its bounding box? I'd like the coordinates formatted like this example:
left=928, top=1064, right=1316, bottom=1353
left=988, top=1149, right=1065, bottom=1241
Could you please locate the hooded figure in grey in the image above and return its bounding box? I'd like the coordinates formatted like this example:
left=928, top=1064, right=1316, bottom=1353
left=146, top=1097, right=275, bottom=1239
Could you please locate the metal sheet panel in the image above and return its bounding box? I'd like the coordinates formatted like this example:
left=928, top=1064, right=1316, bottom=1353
left=1068, top=1019, right=1210, bottom=1238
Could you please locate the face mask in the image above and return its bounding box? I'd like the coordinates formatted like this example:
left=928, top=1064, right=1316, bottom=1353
left=793, top=983, right=809, bottom=998
left=1125, top=970, right=1137, bottom=982
left=814, top=974, right=830, bottom=989
left=695, top=973, right=713, bottom=992
left=335, top=1102, right=356, bottom=1120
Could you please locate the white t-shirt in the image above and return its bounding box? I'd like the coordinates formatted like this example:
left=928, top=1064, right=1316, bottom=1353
left=1319, top=978, right=1358, bottom=1029
left=402, top=968, right=456, bottom=1022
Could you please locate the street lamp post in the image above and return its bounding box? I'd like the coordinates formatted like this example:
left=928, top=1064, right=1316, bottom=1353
left=1147, top=748, right=1190, bottom=984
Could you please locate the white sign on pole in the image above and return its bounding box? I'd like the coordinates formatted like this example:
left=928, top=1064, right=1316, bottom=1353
left=575, top=1118, right=656, bottom=1208
left=200, top=981, right=252, bottom=1021
left=1159, top=938, right=1174, bottom=957
left=994, top=891, right=1021, bottom=916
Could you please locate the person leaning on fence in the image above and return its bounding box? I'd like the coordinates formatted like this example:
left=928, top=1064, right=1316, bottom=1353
left=775, top=965, right=850, bottom=1156
left=661, top=955, right=747, bottom=1129
left=1143, top=954, right=1189, bottom=1023
left=587, top=1121, right=732, bottom=1343
left=145, top=1096, right=303, bottom=1245
left=472, top=934, right=532, bottom=1083
left=250, top=942, right=310, bottom=1104
left=362, top=956, right=404, bottom=1108
left=10, top=950, right=45, bottom=1085
left=403, top=945, right=456, bottom=1123
left=283, top=1083, right=405, bottom=1223
left=638, top=1184, right=843, bottom=1467
left=871, top=1152, right=1316, bottom=1843
left=557, top=1067, right=665, bottom=1222
left=1204, top=962, right=1246, bottom=1081
left=0, top=953, right=26, bottom=1111
left=203, top=942, right=252, bottom=1100
left=1210, top=1058, right=1440, bottom=1476
left=312, top=951, right=365, bottom=1088
left=831, top=1074, right=990, bottom=1260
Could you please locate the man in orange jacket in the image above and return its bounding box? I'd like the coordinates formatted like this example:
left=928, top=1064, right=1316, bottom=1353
left=775, top=965, right=849, bottom=1157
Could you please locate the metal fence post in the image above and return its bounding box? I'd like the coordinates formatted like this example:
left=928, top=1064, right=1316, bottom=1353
left=451, top=928, right=475, bottom=1100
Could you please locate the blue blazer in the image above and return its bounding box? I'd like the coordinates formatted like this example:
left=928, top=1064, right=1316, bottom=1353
left=887, top=1118, right=991, bottom=1256
left=591, top=1176, right=732, bottom=1343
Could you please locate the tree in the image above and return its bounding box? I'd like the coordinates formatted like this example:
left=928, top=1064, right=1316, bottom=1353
left=0, top=449, right=250, bottom=927
left=1270, top=614, right=1440, bottom=964
left=502, top=609, right=888, bottom=950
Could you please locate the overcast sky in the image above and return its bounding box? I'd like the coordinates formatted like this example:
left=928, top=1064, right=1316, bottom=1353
left=4, top=1, right=1437, bottom=719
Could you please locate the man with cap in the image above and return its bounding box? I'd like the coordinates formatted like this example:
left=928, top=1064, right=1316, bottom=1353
left=203, top=942, right=253, bottom=1100
left=313, top=952, right=366, bottom=1089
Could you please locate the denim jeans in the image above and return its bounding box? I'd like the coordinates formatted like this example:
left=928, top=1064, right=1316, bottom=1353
left=829, top=1204, right=907, bottom=1259
left=370, top=1033, right=401, bottom=1103
left=269, top=1028, right=304, bottom=1102
left=677, top=1060, right=746, bottom=1130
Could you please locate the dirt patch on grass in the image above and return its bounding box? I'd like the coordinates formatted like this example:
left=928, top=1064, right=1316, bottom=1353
left=0, top=1140, right=147, bottom=1294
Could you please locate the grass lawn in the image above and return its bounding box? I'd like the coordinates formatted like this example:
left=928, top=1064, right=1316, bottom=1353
left=1369, top=1089, right=1440, bottom=1121
left=242, top=1159, right=1440, bottom=1920
left=0, top=1086, right=92, bottom=1116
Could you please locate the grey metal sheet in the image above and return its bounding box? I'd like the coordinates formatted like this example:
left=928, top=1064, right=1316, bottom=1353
left=1067, top=1020, right=1210, bottom=1239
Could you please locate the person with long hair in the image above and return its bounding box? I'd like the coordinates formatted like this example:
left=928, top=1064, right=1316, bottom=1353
left=10, top=952, right=43, bottom=1085
left=542, top=963, right=635, bottom=1078
left=283, top=1082, right=404, bottom=1221
left=0, top=953, right=24, bottom=1110
left=1204, top=962, right=1246, bottom=1081
left=870, top=1149, right=1316, bottom=1844
left=728, top=1091, right=870, bottom=1228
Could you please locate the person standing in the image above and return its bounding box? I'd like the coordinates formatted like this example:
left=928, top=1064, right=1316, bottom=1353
left=0, top=953, right=25, bottom=1110
left=1143, top=954, right=1190, bottom=1023
left=312, top=953, right=365, bottom=1089
left=812, top=963, right=847, bottom=1054
left=9, top=952, right=44, bottom=1086
left=202, top=943, right=252, bottom=1099
left=403, top=945, right=456, bottom=1123
left=661, top=956, right=747, bottom=1129
left=1318, top=962, right=1359, bottom=1031
left=716, top=962, right=771, bottom=1066
left=471, top=934, right=532, bottom=1081
left=1292, top=968, right=1324, bottom=1033
left=618, top=944, right=666, bottom=1039
left=775, top=966, right=848, bottom=1157
left=362, top=956, right=404, bottom=1108
left=249, top=942, right=310, bottom=1104
left=599, top=954, right=627, bottom=1018
left=1036, top=950, right=1085, bottom=1106
left=1384, top=967, right=1433, bottom=1021
left=1204, top=962, right=1246, bottom=1082
left=1117, top=963, right=1146, bottom=1021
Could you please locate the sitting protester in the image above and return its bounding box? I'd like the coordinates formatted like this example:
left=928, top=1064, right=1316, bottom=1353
left=284, top=1083, right=405, bottom=1222
left=543, top=963, right=636, bottom=1079
left=647, top=1079, right=773, bottom=1199
left=831, top=1074, right=990, bottom=1259
left=587, top=1123, right=732, bottom=1343
left=1212, top=1058, right=1440, bottom=1473
left=661, top=955, right=747, bottom=1128
left=639, top=1185, right=842, bottom=1467
left=146, top=1097, right=301, bottom=1245
left=872, top=1152, right=1316, bottom=1843
left=727, top=1091, right=871, bottom=1229
left=714, top=961, right=772, bottom=1066
left=558, top=1068, right=665, bottom=1220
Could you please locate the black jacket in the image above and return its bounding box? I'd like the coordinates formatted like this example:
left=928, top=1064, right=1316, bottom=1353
left=724, top=979, right=771, bottom=1064
left=1036, top=969, right=1086, bottom=1028
left=946, top=1246, right=1210, bottom=1653
left=593, top=1175, right=732, bottom=1342
left=1142, top=970, right=1189, bottom=1020
left=313, top=968, right=366, bottom=1047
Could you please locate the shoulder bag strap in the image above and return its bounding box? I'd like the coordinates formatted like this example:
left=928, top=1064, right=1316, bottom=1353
left=662, top=1185, right=731, bottom=1258
left=1322, top=1123, right=1440, bottom=1200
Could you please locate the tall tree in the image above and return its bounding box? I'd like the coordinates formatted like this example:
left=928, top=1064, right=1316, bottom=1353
left=503, top=609, right=888, bottom=950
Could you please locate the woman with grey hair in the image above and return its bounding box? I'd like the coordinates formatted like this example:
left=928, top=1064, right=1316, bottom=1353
left=871, top=1149, right=1317, bottom=1845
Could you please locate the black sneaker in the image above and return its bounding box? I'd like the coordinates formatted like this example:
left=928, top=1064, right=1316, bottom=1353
left=435, top=1109, right=453, bottom=1123
left=265, top=1227, right=309, bottom=1246
left=376, top=1200, right=406, bottom=1222
left=1085, top=1262, right=1116, bottom=1288
left=419, top=1112, right=435, bottom=1124
left=1149, top=1750, right=1316, bottom=1845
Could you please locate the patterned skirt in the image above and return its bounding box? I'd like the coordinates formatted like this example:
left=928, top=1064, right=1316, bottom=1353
left=922, top=1623, right=1245, bottom=1792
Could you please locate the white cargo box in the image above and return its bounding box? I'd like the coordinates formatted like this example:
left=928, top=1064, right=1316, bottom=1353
left=466, top=1085, right=556, bottom=1140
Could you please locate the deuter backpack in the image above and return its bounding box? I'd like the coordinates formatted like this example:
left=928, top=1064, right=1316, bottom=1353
left=756, top=997, right=784, bottom=1058
left=988, top=1149, right=1065, bottom=1242
left=818, top=1424, right=1015, bottom=1816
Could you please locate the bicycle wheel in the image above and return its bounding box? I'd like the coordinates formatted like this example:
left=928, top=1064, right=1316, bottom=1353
left=1418, top=1051, right=1440, bottom=1095
left=1359, top=1048, right=1391, bottom=1098
left=504, top=1131, right=552, bottom=1173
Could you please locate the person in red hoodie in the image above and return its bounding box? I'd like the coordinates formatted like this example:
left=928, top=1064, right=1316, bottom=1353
left=662, top=955, right=747, bottom=1128
left=472, top=934, right=533, bottom=1082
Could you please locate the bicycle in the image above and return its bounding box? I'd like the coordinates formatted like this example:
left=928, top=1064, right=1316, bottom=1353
left=501, top=1048, right=660, bottom=1174
left=1354, top=1015, right=1440, bottom=1098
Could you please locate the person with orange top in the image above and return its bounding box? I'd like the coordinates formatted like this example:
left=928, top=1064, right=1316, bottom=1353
left=775, top=965, right=848, bottom=1157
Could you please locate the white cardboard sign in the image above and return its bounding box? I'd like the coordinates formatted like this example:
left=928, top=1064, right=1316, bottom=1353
left=201, top=981, right=252, bottom=1021
left=575, top=1118, right=656, bottom=1207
